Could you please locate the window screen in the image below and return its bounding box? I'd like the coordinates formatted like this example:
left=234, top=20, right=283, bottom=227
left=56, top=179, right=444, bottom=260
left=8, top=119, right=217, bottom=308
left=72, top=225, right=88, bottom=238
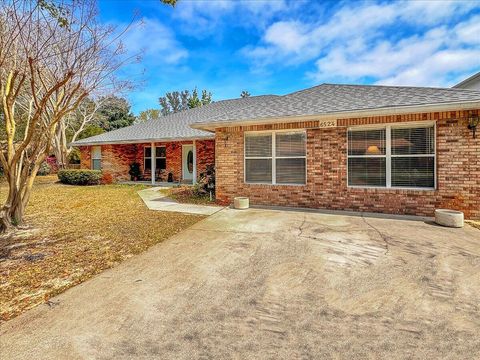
left=347, top=125, right=435, bottom=188
left=348, top=129, right=386, bottom=156
left=145, top=146, right=166, bottom=171
left=348, top=158, right=386, bottom=187
left=245, top=134, right=272, bottom=157
left=244, top=132, right=306, bottom=185
left=91, top=146, right=101, bottom=170
left=245, top=159, right=272, bottom=183
left=275, top=132, right=306, bottom=184
left=347, top=129, right=386, bottom=186
left=391, top=126, right=435, bottom=188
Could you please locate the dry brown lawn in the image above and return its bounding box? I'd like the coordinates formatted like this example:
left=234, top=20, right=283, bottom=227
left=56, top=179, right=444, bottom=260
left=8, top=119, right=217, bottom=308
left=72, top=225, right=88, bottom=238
left=0, top=176, right=204, bottom=321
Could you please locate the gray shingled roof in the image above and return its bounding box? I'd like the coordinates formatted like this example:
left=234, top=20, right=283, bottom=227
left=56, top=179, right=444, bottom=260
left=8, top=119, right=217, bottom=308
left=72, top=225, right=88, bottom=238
left=192, top=84, right=480, bottom=127
left=73, top=84, right=480, bottom=145
left=72, top=95, right=278, bottom=145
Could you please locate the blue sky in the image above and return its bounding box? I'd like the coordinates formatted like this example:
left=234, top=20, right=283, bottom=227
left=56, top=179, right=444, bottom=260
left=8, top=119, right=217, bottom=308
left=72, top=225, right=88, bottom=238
left=99, top=0, right=480, bottom=114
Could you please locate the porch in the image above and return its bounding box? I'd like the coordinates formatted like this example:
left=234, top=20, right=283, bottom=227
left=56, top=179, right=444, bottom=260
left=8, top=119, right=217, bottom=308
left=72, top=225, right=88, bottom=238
left=80, top=139, right=215, bottom=186
left=118, top=180, right=192, bottom=187
left=140, top=142, right=197, bottom=186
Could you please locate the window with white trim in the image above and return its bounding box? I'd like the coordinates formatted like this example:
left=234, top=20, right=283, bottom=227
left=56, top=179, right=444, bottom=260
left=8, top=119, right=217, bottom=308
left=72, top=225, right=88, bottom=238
left=91, top=146, right=102, bottom=170
left=347, top=123, right=435, bottom=189
left=245, top=131, right=306, bottom=185
left=144, top=146, right=166, bottom=171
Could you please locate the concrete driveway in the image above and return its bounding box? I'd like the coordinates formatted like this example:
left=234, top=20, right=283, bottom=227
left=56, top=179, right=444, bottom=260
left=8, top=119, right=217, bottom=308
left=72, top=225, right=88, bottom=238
left=1, top=207, right=480, bottom=359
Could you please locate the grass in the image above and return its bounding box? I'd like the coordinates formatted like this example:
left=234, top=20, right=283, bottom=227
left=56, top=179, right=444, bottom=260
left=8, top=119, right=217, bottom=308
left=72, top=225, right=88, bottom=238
left=0, top=176, right=204, bottom=321
left=161, top=185, right=215, bottom=205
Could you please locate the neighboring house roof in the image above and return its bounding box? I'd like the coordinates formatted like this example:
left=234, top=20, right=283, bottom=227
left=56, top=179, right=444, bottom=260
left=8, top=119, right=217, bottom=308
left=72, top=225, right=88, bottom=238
left=453, top=71, right=480, bottom=90
left=71, top=95, right=278, bottom=145
left=192, top=84, right=480, bottom=130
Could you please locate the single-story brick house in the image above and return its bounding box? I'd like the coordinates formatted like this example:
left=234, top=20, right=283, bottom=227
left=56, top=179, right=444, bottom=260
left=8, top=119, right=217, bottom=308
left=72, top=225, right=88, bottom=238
left=73, top=84, right=480, bottom=219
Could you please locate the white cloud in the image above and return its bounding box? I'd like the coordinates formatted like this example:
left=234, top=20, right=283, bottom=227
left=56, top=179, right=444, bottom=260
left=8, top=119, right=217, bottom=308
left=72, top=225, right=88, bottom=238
left=264, top=21, right=309, bottom=53
left=172, top=0, right=288, bottom=37
left=243, top=0, right=480, bottom=86
left=122, top=18, right=188, bottom=64
left=379, top=48, right=480, bottom=86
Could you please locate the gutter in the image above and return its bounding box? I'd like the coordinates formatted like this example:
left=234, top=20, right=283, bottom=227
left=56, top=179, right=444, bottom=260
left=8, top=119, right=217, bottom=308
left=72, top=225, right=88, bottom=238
left=190, top=100, right=480, bottom=132
left=70, top=135, right=215, bottom=147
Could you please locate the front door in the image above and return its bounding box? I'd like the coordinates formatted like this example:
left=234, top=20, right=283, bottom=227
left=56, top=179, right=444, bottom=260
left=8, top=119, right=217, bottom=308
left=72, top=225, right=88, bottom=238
left=182, top=145, right=194, bottom=181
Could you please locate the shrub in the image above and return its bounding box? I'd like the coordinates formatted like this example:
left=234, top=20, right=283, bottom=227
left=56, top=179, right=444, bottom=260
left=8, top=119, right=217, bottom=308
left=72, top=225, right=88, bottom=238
left=168, top=185, right=212, bottom=204
left=128, top=162, right=141, bottom=181
left=58, top=169, right=102, bottom=185
left=68, top=148, right=81, bottom=165
left=46, top=156, right=59, bottom=173
left=101, top=172, right=114, bottom=184
left=37, top=162, right=51, bottom=176
left=197, top=164, right=215, bottom=195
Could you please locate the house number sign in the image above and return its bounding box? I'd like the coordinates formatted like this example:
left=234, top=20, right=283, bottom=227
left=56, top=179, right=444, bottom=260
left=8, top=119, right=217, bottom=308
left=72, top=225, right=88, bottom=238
left=317, top=119, right=337, bottom=128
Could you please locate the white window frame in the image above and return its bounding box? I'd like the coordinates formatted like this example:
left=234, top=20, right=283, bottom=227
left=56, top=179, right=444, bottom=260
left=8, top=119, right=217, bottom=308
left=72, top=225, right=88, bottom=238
left=244, top=129, right=307, bottom=186
left=144, top=146, right=166, bottom=171
left=347, top=121, right=436, bottom=190
left=91, top=146, right=102, bottom=170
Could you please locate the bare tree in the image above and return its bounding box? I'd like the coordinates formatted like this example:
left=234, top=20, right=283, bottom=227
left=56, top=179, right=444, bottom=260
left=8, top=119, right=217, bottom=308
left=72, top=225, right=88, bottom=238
left=0, top=0, right=135, bottom=232
left=52, top=97, right=103, bottom=169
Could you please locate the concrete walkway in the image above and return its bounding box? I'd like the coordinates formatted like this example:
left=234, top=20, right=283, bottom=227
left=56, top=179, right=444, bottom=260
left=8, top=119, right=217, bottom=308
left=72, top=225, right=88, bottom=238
left=137, top=187, right=223, bottom=215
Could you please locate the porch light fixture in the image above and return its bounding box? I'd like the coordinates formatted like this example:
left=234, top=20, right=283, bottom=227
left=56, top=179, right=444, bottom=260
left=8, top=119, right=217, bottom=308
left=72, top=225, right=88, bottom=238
left=222, top=133, right=229, bottom=147
left=467, top=110, right=479, bottom=139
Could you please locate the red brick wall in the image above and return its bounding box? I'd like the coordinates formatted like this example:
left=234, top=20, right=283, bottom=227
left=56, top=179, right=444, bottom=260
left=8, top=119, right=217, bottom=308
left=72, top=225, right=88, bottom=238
left=79, top=139, right=215, bottom=182
left=215, top=110, right=480, bottom=219
left=197, top=139, right=215, bottom=177
left=80, top=144, right=139, bottom=180
left=79, top=146, right=91, bottom=169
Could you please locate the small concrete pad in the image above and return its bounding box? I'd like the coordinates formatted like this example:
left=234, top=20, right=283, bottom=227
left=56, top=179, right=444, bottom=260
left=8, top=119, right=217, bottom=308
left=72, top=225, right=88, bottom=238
left=137, top=187, right=223, bottom=216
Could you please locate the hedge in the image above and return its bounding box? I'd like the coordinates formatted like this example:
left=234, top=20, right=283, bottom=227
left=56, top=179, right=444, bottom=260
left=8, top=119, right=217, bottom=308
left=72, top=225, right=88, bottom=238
left=57, top=169, right=102, bottom=185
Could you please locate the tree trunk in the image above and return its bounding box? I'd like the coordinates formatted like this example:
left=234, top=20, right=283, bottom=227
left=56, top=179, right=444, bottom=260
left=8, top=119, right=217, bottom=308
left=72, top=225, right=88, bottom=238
left=0, top=155, right=44, bottom=233
left=0, top=208, right=13, bottom=232
left=53, top=121, right=69, bottom=170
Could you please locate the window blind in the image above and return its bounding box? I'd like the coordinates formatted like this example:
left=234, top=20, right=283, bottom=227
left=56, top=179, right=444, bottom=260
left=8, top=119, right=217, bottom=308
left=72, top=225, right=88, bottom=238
left=348, top=129, right=386, bottom=156
left=91, top=146, right=101, bottom=170
left=347, top=124, right=435, bottom=189
left=391, top=126, right=435, bottom=187
left=347, top=129, right=386, bottom=186
left=244, top=131, right=306, bottom=185
left=245, top=134, right=272, bottom=157
left=348, top=158, right=386, bottom=186
left=245, top=159, right=272, bottom=182
left=275, top=132, right=306, bottom=184
left=391, top=127, right=434, bottom=155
